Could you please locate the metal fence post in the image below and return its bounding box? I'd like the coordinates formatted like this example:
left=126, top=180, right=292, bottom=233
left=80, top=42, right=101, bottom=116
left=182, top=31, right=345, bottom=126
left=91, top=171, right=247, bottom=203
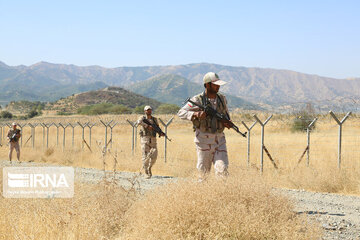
left=59, top=123, right=69, bottom=151
left=329, top=111, right=351, bottom=169
left=28, top=123, right=37, bottom=149
left=0, top=124, right=2, bottom=146
left=241, top=120, right=257, bottom=167
left=159, top=117, right=174, bottom=163
left=17, top=123, right=26, bottom=147
left=100, top=120, right=113, bottom=152
left=54, top=124, right=60, bottom=146
left=77, top=122, right=89, bottom=150
left=40, top=123, right=53, bottom=149
left=109, top=122, right=118, bottom=149
left=34, top=123, right=39, bottom=149
left=4, top=123, right=9, bottom=144
left=41, top=123, right=46, bottom=148
left=3, top=123, right=9, bottom=143
left=87, top=123, right=96, bottom=148
left=68, top=123, right=76, bottom=148
left=47, top=125, right=49, bottom=148
left=126, top=120, right=137, bottom=155
left=45, top=123, right=53, bottom=149
left=306, top=118, right=317, bottom=166
left=253, top=115, right=272, bottom=173
left=5, top=123, right=9, bottom=143
left=134, top=124, right=137, bottom=149
left=0, top=124, right=3, bottom=144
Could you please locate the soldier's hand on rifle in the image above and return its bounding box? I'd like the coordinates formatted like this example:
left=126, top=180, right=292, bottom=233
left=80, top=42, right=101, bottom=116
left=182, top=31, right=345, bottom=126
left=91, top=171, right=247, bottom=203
left=193, top=111, right=206, bottom=120
left=223, top=122, right=232, bottom=129
left=159, top=132, right=165, bottom=137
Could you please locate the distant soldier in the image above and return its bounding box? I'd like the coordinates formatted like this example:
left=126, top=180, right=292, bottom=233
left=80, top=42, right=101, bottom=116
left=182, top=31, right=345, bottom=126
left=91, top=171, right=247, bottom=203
left=178, top=72, right=231, bottom=179
left=7, top=122, right=21, bottom=163
left=137, top=106, right=165, bottom=179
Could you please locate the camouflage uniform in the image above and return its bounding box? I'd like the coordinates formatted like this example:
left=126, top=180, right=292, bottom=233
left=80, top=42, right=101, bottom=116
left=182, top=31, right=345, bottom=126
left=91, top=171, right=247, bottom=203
left=178, top=92, right=230, bottom=177
left=137, top=115, right=160, bottom=178
left=7, top=128, right=21, bottom=162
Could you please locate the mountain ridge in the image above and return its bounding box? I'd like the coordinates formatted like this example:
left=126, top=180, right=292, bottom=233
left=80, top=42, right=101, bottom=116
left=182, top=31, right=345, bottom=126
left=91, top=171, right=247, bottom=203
left=1, top=61, right=359, bottom=111
left=127, top=74, right=260, bottom=110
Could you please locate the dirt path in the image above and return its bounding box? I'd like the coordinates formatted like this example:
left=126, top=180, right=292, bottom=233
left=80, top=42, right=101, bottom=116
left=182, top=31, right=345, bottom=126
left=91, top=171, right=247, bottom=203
left=1, top=160, right=359, bottom=239
left=279, top=189, right=360, bottom=240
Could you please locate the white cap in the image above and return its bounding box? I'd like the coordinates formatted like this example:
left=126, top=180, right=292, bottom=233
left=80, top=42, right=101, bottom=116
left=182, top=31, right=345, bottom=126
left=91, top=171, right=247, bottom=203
left=144, top=105, right=152, bottom=111
left=203, top=72, right=227, bottom=86
left=12, top=122, right=17, bottom=126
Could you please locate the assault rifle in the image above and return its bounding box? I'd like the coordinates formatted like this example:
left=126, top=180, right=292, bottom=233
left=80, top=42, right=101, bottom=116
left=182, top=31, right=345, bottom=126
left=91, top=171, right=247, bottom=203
left=185, top=97, right=247, bottom=138
left=142, top=118, right=172, bottom=142
left=9, top=133, right=17, bottom=142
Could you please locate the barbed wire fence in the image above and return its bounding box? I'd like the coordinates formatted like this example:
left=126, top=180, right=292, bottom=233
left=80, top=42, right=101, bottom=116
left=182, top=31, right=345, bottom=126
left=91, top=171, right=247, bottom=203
left=0, top=111, right=359, bottom=174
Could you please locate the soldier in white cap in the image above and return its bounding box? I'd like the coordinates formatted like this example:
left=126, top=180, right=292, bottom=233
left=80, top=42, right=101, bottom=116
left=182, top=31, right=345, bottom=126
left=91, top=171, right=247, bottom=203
left=7, top=122, right=21, bottom=163
left=178, top=72, right=231, bottom=179
left=136, top=105, right=165, bottom=178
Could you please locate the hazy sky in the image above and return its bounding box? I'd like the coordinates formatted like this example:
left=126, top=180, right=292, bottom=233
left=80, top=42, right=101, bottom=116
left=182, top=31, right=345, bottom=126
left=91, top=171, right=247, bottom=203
left=0, top=0, right=359, bottom=78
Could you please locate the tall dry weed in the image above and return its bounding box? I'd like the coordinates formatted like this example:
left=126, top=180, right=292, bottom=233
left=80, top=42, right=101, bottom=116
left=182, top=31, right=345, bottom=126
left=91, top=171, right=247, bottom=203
left=119, top=172, right=322, bottom=240
left=0, top=177, right=135, bottom=240
left=270, top=167, right=360, bottom=194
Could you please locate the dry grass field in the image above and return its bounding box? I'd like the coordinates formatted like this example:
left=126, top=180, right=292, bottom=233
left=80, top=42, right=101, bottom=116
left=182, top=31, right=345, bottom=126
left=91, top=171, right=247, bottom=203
left=118, top=175, right=321, bottom=240
left=1, top=113, right=359, bottom=194
left=0, top=112, right=359, bottom=239
left=0, top=170, right=322, bottom=239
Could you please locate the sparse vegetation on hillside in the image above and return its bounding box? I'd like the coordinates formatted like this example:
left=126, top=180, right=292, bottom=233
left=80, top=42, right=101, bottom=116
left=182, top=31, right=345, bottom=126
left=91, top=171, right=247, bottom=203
left=133, top=105, right=146, bottom=114
left=48, top=87, right=162, bottom=114
left=77, top=103, right=132, bottom=115
left=0, top=100, right=44, bottom=120
left=0, top=110, right=13, bottom=119
left=6, top=100, right=45, bottom=114
left=74, top=87, right=161, bottom=109
left=155, top=104, right=180, bottom=114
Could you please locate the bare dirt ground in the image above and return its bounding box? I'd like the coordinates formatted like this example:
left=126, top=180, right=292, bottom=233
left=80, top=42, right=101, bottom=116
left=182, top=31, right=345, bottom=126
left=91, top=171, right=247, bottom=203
left=1, top=160, right=360, bottom=240
left=279, top=189, right=360, bottom=240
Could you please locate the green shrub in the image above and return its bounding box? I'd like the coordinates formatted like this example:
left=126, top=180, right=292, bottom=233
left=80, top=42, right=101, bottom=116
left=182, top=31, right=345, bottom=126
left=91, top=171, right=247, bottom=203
left=292, top=116, right=315, bottom=132
left=291, top=103, right=316, bottom=132
left=78, top=103, right=132, bottom=115
left=0, top=111, right=13, bottom=119
left=108, top=105, right=132, bottom=114
left=27, top=110, right=39, bottom=118
left=56, top=111, right=73, bottom=116
left=133, top=105, right=146, bottom=114
left=156, top=104, right=180, bottom=114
